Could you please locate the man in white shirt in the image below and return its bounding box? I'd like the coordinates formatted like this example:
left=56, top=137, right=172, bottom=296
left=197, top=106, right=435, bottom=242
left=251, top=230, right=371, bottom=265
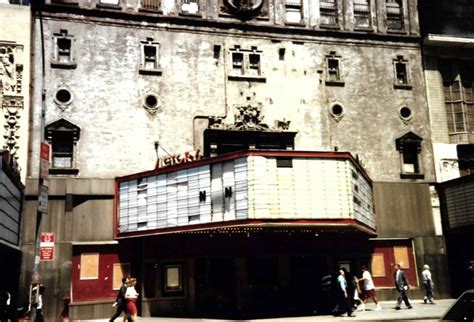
left=358, top=266, right=382, bottom=311
left=421, top=264, right=434, bottom=304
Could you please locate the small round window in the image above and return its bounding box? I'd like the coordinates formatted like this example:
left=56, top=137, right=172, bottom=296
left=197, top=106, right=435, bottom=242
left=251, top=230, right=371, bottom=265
left=329, top=103, right=345, bottom=121
left=145, top=94, right=158, bottom=108
left=331, top=104, right=344, bottom=116
left=143, top=93, right=160, bottom=114
left=399, top=106, right=412, bottom=121
left=54, top=88, right=73, bottom=106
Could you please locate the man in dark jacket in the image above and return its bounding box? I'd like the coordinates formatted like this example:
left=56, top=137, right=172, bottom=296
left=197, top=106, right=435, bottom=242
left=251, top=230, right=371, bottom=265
left=110, top=277, right=131, bottom=322
left=394, top=264, right=412, bottom=310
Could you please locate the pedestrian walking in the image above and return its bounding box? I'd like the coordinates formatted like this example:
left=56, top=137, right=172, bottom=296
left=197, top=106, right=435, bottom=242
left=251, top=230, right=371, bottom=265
left=35, top=286, right=45, bottom=322
left=421, top=264, right=435, bottom=304
left=394, top=264, right=412, bottom=310
left=125, top=278, right=139, bottom=322
left=358, top=266, right=382, bottom=311
left=110, top=277, right=131, bottom=322
left=0, top=290, right=8, bottom=322
left=332, top=270, right=355, bottom=317
left=352, top=275, right=362, bottom=311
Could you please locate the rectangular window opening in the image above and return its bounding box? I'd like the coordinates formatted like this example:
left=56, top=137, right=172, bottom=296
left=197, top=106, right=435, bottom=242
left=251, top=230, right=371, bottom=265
left=402, top=145, right=419, bottom=174
left=249, top=54, right=260, bottom=70
left=232, top=52, right=244, bottom=69
left=162, top=264, right=183, bottom=295
left=328, top=58, right=340, bottom=81
left=80, top=253, right=99, bottom=280
left=276, top=157, right=293, bottom=168
left=52, top=132, right=73, bottom=168
left=112, top=263, right=130, bottom=290
left=396, top=62, right=408, bottom=84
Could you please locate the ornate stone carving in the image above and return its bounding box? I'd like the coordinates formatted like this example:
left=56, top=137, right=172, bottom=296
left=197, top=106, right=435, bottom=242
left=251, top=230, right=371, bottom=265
left=0, top=43, right=24, bottom=163
left=225, top=0, right=263, bottom=13
left=223, top=0, right=264, bottom=17
left=209, top=104, right=295, bottom=132
left=209, top=103, right=293, bottom=132
left=275, top=119, right=291, bottom=130
left=208, top=115, right=225, bottom=128
left=233, top=104, right=268, bottom=131
left=2, top=96, right=23, bottom=160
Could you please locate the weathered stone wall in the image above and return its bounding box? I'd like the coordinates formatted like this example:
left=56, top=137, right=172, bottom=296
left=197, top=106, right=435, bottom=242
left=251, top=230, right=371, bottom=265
left=29, top=14, right=433, bottom=182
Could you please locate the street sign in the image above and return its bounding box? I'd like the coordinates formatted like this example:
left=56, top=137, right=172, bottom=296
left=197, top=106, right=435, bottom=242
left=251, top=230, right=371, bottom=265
left=40, top=142, right=50, bottom=180
left=39, top=247, right=54, bottom=261
left=40, top=232, right=55, bottom=243
left=40, top=232, right=55, bottom=261
left=40, top=142, right=50, bottom=161
left=38, top=181, right=49, bottom=214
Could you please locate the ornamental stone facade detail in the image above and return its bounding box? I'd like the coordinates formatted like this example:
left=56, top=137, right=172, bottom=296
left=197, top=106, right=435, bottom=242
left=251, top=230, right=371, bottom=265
left=0, top=43, right=24, bottom=163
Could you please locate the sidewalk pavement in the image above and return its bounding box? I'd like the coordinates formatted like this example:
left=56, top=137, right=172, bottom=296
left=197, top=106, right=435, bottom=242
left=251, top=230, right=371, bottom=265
left=76, top=299, right=456, bottom=322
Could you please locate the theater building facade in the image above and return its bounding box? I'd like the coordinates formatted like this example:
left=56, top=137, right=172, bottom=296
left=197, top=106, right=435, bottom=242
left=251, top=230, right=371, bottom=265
left=22, top=0, right=449, bottom=319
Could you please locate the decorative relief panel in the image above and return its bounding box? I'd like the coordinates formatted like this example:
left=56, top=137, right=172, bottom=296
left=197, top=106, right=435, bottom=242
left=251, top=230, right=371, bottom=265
left=209, top=104, right=291, bottom=132
left=0, top=43, right=24, bottom=163
left=219, top=0, right=268, bottom=19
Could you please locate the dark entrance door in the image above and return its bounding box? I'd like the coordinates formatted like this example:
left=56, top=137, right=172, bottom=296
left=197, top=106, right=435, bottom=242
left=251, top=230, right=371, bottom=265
left=246, top=256, right=279, bottom=317
left=195, top=257, right=236, bottom=318
left=289, top=255, right=330, bottom=315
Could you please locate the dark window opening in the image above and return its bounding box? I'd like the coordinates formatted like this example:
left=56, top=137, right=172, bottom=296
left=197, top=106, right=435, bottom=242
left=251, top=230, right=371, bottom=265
left=232, top=52, right=244, bottom=69
left=328, top=59, right=339, bottom=80
left=203, top=129, right=296, bottom=157
left=52, top=30, right=76, bottom=68
left=396, top=132, right=423, bottom=179
left=396, top=63, right=408, bottom=84
left=52, top=132, right=74, bottom=169
left=276, top=157, right=293, bottom=168
left=249, top=54, right=260, bottom=70
left=57, top=38, right=71, bottom=62
left=457, top=144, right=474, bottom=176
left=144, top=45, right=157, bottom=69
left=401, top=144, right=419, bottom=174
left=45, top=118, right=80, bottom=175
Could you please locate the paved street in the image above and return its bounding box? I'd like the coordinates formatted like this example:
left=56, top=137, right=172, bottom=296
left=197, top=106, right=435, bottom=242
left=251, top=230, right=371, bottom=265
left=77, top=299, right=455, bottom=322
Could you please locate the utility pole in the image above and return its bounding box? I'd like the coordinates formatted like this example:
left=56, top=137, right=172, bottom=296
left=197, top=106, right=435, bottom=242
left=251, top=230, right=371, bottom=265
left=30, top=5, right=49, bottom=320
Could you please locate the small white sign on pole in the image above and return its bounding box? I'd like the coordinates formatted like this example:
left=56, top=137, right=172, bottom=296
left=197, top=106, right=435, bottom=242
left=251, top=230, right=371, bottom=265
left=38, top=180, right=49, bottom=214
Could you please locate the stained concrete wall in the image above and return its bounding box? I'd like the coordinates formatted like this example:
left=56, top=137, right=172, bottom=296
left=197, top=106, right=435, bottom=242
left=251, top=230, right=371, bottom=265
left=19, top=178, right=115, bottom=320
left=28, top=11, right=433, bottom=183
